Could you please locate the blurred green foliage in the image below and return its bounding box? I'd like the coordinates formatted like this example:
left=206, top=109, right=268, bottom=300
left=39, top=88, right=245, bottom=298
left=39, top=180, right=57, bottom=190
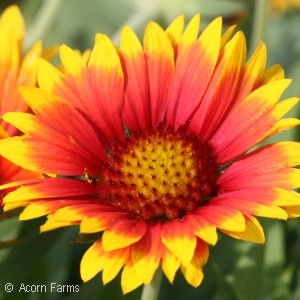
left=1, top=0, right=300, bottom=299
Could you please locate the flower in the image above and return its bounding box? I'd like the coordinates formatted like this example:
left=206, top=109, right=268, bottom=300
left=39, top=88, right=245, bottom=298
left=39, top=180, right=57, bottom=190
left=0, top=5, right=57, bottom=203
left=270, top=0, right=300, bottom=13
left=1, top=14, right=300, bottom=293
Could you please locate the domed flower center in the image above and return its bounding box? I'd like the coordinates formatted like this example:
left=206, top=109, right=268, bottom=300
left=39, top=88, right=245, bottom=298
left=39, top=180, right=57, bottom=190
left=97, top=128, right=218, bottom=221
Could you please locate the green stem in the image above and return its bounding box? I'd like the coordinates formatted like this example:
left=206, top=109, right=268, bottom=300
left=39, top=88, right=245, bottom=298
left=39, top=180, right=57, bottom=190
left=140, top=267, right=163, bottom=300
left=250, top=0, right=269, bottom=54
left=25, top=0, right=64, bottom=50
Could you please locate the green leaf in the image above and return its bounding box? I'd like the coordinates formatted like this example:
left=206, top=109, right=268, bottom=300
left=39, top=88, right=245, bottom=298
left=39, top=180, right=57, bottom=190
left=213, top=264, right=240, bottom=300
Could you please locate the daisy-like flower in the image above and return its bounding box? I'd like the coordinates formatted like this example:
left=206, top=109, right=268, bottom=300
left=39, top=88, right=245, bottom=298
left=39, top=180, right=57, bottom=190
left=0, top=5, right=57, bottom=203
left=1, top=15, right=300, bottom=293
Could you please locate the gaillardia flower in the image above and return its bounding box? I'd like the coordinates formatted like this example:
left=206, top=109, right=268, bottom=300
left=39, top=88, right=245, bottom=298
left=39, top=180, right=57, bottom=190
left=1, top=15, right=300, bottom=293
left=0, top=5, right=56, bottom=203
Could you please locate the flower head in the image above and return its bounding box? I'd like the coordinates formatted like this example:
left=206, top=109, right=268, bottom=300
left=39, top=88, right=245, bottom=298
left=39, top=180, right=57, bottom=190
left=1, top=15, right=300, bottom=293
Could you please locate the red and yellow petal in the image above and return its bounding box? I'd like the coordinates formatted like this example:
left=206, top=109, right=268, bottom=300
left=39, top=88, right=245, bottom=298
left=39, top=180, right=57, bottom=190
left=232, top=42, right=267, bottom=108
left=120, top=26, right=151, bottom=132
left=211, top=79, right=291, bottom=164
left=81, top=239, right=136, bottom=286
left=165, top=15, right=184, bottom=51
left=102, top=219, right=147, bottom=251
left=131, top=222, right=164, bottom=284
left=180, top=238, right=208, bottom=287
left=121, top=260, right=144, bottom=294
left=18, top=201, right=78, bottom=221
left=218, top=187, right=300, bottom=210
left=38, top=38, right=124, bottom=148
left=195, top=204, right=246, bottom=233
left=184, top=214, right=218, bottom=245
left=161, top=219, right=196, bottom=266
left=87, top=34, right=125, bottom=144
left=161, top=245, right=180, bottom=283
left=167, top=17, right=222, bottom=128
left=102, top=246, right=131, bottom=285
left=211, top=191, right=288, bottom=220
left=40, top=214, right=79, bottom=232
left=0, top=88, right=109, bottom=175
left=189, top=31, right=246, bottom=138
left=0, top=155, right=41, bottom=201
left=220, top=215, right=265, bottom=244
left=3, top=178, right=97, bottom=203
left=143, top=21, right=174, bottom=128
left=218, top=142, right=300, bottom=192
left=80, top=211, right=131, bottom=233
left=81, top=239, right=107, bottom=282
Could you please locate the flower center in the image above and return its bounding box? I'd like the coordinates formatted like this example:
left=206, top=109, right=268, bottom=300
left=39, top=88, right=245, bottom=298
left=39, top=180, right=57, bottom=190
left=96, top=128, right=218, bottom=221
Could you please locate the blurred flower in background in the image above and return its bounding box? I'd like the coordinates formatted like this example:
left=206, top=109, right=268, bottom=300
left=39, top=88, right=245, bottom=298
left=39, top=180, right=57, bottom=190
left=0, top=5, right=56, bottom=206
left=270, top=0, right=300, bottom=13
left=0, top=4, right=57, bottom=252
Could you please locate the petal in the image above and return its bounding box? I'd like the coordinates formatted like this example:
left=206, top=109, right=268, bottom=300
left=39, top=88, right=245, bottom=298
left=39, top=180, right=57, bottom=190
left=196, top=204, right=246, bottom=232
left=162, top=245, right=180, bottom=283
left=218, top=142, right=300, bottom=192
left=180, top=238, right=208, bottom=287
left=260, top=64, right=285, bottom=84
left=165, top=15, right=184, bottom=48
left=211, top=195, right=287, bottom=220
left=121, top=260, right=144, bottom=294
left=161, top=219, right=196, bottom=266
left=102, top=218, right=147, bottom=251
left=19, top=199, right=93, bottom=220
left=232, top=42, right=267, bottom=108
left=220, top=215, right=265, bottom=244
left=184, top=214, right=218, bottom=245
left=102, top=246, right=131, bottom=285
left=40, top=214, right=78, bottom=232
left=19, top=41, right=42, bottom=87
left=80, top=240, right=106, bottom=282
left=4, top=201, right=29, bottom=211
left=167, top=17, right=222, bottom=128
left=39, top=39, right=124, bottom=148
left=52, top=204, right=116, bottom=221
left=60, top=44, right=87, bottom=77
left=283, top=205, right=300, bottom=218
left=0, top=155, right=41, bottom=198
left=80, top=211, right=131, bottom=233
left=263, top=118, right=300, bottom=140
left=189, top=31, right=246, bottom=138
left=120, top=26, right=151, bottom=131
left=38, top=58, right=65, bottom=93
left=178, top=14, right=200, bottom=47
left=3, top=178, right=96, bottom=203
left=131, top=222, right=164, bottom=284
left=1, top=87, right=108, bottom=175
left=144, top=21, right=174, bottom=128
left=0, top=5, right=24, bottom=41
left=220, top=24, right=236, bottom=50
left=87, top=34, right=125, bottom=143
left=211, top=79, right=291, bottom=164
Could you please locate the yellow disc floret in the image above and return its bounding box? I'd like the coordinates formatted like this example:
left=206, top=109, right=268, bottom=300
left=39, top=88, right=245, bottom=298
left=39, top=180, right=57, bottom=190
left=97, top=127, right=218, bottom=221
